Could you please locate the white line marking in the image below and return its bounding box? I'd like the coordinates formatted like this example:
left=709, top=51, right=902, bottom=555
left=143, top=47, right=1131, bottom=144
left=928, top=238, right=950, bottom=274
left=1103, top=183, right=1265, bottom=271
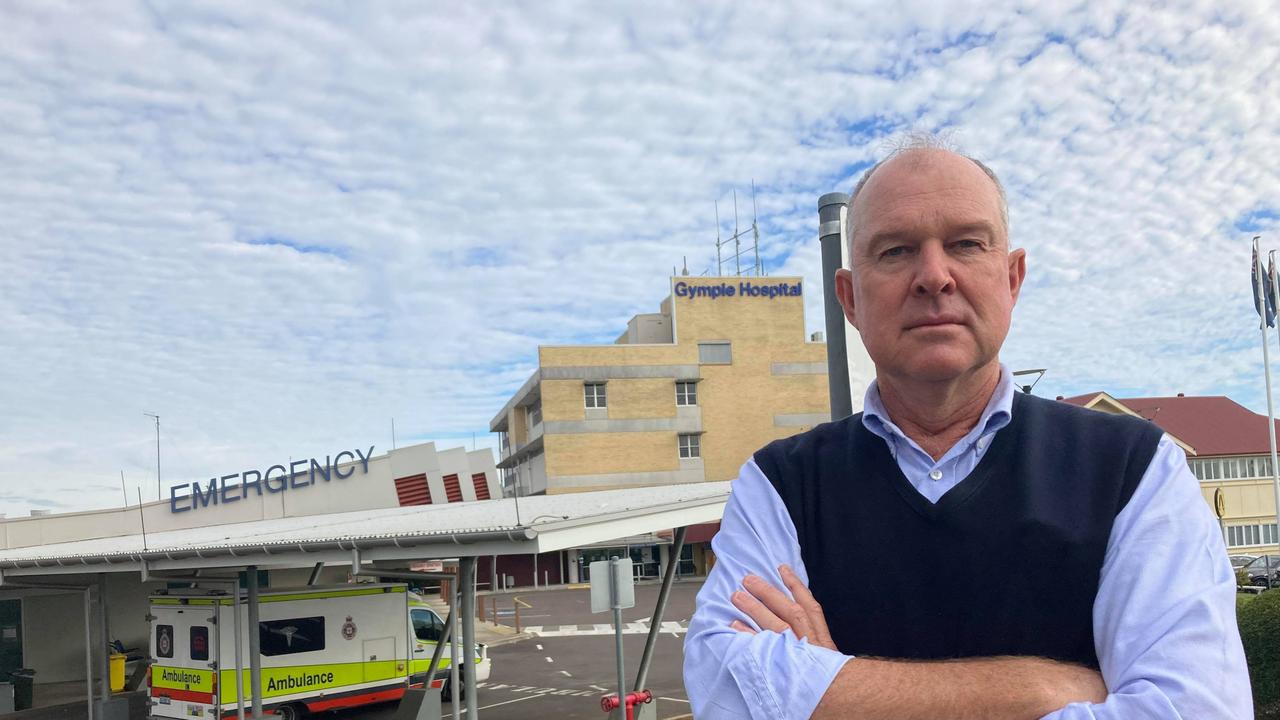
left=559, top=670, right=572, bottom=677
left=476, top=695, right=542, bottom=711
left=659, top=696, right=691, bottom=703
left=545, top=656, right=554, bottom=663
left=535, top=644, right=543, bottom=650
left=589, top=684, right=608, bottom=692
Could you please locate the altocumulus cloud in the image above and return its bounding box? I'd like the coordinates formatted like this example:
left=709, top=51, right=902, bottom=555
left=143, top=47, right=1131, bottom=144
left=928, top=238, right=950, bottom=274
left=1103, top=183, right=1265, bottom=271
left=0, top=1, right=1277, bottom=514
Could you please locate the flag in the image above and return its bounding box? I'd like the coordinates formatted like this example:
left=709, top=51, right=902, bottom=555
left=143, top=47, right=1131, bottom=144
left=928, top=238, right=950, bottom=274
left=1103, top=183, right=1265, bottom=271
left=1264, top=249, right=1274, bottom=322
left=1254, top=242, right=1276, bottom=328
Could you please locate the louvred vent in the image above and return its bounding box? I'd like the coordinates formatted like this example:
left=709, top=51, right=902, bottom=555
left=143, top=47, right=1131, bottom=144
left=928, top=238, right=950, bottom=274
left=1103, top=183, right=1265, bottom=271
left=394, top=474, right=432, bottom=506
left=442, top=474, right=463, bottom=503
left=471, top=472, right=491, bottom=501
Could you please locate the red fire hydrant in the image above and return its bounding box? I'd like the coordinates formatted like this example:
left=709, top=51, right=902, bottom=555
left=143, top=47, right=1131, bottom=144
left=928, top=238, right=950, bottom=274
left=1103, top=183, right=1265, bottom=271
left=600, top=689, right=653, bottom=720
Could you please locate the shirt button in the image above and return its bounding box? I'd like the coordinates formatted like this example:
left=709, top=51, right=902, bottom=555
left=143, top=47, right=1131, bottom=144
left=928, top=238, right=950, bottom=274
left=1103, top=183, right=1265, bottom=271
left=977, top=438, right=988, bottom=450
left=929, top=469, right=943, bottom=481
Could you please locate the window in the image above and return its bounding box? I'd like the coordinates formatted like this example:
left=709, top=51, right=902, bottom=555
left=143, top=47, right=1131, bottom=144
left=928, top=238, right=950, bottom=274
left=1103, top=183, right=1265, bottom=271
left=155, top=624, right=174, bottom=658
left=698, top=342, right=732, bottom=364
left=676, top=381, right=697, bottom=406
left=1227, top=523, right=1280, bottom=548
left=190, top=627, right=209, bottom=661
left=411, top=609, right=445, bottom=642
left=527, top=399, right=542, bottom=427
left=678, top=433, right=701, bottom=459
left=259, top=617, right=325, bottom=656
left=584, top=382, right=607, bottom=408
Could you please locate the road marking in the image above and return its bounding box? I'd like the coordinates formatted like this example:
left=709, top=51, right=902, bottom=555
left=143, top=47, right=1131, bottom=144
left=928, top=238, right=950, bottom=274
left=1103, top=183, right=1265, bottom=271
left=589, top=684, right=608, bottom=692
left=535, top=644, right=543, bottom=650
left=545, top=656, right=554, bottom=663
left=476, top=695, right=542, bottom=711
left=526, top=621, right=688, bottom=637
left=514, top=596, right=533, bottom=609
left=660, top=697, right=690, bottom=703
left=559, top=670, right=572, bottom=677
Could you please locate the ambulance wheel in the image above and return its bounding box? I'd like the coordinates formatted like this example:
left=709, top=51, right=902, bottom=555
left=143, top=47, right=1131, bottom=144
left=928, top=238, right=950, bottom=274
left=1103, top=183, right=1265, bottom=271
left=442, top=679, right=466, bottom=702
left=274, top=703, right=306, bottom=720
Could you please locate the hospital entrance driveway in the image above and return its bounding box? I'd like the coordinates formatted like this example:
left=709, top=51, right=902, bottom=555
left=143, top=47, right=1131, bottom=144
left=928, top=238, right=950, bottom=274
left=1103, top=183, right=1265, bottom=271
left=346, top=580, right=702, bottom=719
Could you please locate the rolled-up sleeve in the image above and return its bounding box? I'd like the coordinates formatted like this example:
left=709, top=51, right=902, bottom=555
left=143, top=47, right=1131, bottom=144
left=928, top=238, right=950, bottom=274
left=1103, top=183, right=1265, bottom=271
left=1045, top=436, right=1253, bottom=719
left=684, top=459, right=850, bottom=720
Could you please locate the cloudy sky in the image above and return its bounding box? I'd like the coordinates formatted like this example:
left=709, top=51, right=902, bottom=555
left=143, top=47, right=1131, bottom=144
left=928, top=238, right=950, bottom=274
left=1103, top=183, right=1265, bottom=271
left=1, top=1, right=1278, bottom=515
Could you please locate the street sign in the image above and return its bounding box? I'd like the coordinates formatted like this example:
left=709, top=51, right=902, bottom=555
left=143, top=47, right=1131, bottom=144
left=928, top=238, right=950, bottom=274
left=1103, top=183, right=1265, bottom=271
left=590, top=558, right=635, bottom=614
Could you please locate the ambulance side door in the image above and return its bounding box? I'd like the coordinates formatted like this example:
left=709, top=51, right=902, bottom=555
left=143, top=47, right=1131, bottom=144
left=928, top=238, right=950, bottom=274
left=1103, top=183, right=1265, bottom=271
left=408, top=609, right=445, bottom=674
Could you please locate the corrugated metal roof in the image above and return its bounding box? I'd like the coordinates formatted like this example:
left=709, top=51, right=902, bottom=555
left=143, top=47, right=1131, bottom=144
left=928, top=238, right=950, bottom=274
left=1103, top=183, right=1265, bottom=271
left=1062, top=392, right=1280, bottom=456
left=0, top=482, right=730, bottom=568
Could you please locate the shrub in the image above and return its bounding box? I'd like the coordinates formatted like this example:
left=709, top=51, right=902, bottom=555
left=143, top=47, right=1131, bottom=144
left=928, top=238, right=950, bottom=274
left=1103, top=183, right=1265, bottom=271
left=1239, top=588, right=1280, bottom=717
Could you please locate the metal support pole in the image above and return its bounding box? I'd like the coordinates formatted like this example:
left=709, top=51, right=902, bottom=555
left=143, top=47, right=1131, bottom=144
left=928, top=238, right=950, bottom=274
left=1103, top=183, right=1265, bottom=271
left=97, top=576, right=110, bottom=700
left=450, top=584, right=460, bottom=720
left=246, top=567, right=263, bottom=720
left=610, top=558, right=626, bottom=719
left=533, top=554, right=538, bottom=588
left=307, top=562, right=324, bottom=586
left=460, top=557, right=478, bottom=718
left=818, top=192, right=852, bottom=420
left=634, top=527, right=686, bottom=691
left=84, top=587, right=94, bottom=720
left=231, top=585, right=245, bottom=720
left=427, top=605, right=454, bottom=687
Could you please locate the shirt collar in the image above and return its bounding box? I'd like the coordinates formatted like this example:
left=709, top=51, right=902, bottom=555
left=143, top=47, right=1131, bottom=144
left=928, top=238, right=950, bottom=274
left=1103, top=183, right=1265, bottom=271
left=862, top=363, right=1015, bottom=449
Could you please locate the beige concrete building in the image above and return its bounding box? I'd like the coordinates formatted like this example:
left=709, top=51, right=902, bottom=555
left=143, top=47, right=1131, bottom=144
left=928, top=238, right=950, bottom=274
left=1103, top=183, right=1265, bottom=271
left=1063, top=391, right=1280, bottom=555
left=490, top=275, right=831, bottom=497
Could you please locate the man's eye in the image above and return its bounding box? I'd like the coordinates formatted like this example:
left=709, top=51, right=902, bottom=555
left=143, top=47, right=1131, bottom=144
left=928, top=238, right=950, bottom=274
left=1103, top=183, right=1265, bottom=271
left=953, top=239, right=984, bottom=250
left=881, top=246, right=910, bottom=258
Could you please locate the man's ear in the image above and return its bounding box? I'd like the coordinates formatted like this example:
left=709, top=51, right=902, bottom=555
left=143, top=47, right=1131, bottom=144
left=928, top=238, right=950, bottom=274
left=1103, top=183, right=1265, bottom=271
left=1007, top=248, right=1027, bottom=305
left=835, top=267, right=858, bottom=329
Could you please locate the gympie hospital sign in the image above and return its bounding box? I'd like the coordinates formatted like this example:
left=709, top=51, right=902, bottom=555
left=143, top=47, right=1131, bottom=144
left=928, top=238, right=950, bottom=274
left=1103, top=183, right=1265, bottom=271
left=674, top=280, right=802, bottom=300
left=169, top=446, right=375, bottom=514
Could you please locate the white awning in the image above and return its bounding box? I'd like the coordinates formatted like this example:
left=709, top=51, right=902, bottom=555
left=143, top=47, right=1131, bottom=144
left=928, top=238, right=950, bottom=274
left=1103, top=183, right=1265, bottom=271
left=0, top=482, right=730, bottom=577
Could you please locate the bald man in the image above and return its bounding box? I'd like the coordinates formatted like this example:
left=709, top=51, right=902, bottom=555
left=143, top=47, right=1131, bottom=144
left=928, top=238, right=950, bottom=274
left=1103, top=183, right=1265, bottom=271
left=683, top=143, right=1251, bottom=719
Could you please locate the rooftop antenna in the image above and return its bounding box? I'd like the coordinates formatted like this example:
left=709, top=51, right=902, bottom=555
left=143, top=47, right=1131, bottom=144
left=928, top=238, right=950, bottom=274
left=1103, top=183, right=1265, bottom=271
left=714, top=201, right=723, bottom=277
left=391, top=418, right=397, bottom=451
left=682, top=256, right=689, bottom=275
left=143, top=412, right=160, bottom=502
left=733, top=189, right=741, bottom=276
left=751, top=180, right=761, bottom=275
left=1011, top=368, right=1047, bottom=395
left=136, top=488, right=148, bottom=551
left=120, top=470, right=128, bottom=507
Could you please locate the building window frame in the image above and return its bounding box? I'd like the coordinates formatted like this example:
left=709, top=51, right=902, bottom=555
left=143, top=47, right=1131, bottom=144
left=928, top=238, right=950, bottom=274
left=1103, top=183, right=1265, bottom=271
left=1227, top=521, right=1280, bottom=548
left=527, top=399, right=542, bottom=427
left=676, top=380, right=698, bottom=406
left=584, top=382, right=607, bottom=409
left=698, top=341, right=732, bottom=365
left=678, top=433, right=701, bottom=459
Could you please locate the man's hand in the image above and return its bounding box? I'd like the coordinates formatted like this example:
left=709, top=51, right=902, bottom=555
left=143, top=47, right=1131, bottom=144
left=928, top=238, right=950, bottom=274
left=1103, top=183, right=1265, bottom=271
left=729, top=564, right=837, bottom=651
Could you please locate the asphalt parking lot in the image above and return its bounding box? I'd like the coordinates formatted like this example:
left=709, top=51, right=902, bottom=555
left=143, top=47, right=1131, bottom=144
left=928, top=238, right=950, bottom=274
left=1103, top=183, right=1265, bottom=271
left=338, top=580, right=702, bottom=719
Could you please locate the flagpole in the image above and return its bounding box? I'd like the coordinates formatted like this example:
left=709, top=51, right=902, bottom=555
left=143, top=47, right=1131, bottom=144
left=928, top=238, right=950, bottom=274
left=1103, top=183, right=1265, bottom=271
left=1254, top=237, right=1280, bottom=557
left=1268, top=246, right=1280, bottom=553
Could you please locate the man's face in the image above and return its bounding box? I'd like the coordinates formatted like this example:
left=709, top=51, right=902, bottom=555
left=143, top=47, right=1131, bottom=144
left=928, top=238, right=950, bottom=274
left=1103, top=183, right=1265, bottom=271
left=834, top=149, right=1026, bottom=385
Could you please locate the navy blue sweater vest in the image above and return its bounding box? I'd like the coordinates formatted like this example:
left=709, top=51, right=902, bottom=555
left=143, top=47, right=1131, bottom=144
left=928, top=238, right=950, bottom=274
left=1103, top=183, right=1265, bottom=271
left=754, top=392, right=1163, bottom=667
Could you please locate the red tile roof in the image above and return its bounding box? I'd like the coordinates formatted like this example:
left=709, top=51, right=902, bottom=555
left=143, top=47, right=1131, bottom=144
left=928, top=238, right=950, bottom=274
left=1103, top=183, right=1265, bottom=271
left=1060, top=393, right=1280, bottom=457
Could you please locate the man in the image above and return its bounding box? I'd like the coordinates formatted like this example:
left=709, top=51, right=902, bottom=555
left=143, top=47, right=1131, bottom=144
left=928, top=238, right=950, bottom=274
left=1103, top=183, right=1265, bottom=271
left=683, top=142, right=1251, bottom=719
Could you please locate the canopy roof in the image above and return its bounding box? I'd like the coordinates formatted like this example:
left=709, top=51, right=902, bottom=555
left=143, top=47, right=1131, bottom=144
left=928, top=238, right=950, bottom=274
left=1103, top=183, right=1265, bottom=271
left=0, top=482, right=730, bottom=577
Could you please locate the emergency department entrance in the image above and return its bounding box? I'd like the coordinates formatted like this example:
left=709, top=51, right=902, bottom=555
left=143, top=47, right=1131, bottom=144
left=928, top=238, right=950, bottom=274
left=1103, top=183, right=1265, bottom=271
left=0, top=482, right=728, bottom=720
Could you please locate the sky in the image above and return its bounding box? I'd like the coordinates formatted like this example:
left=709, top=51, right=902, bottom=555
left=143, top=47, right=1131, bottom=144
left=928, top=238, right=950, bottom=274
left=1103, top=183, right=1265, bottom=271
left=1, top=1, right=1278, bottom=516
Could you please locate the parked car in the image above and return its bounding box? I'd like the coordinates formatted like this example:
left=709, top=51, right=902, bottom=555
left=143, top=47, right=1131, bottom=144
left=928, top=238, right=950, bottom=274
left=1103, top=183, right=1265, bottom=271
left=1230, top=554, right=1257, bottom=570
left=1242, top=555, right=1280, bottom=588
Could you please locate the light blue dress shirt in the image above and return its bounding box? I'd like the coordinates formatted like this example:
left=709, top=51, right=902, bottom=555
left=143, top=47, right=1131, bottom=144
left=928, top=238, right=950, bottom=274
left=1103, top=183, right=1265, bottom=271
left=684, top=366, right=1252, bottom=719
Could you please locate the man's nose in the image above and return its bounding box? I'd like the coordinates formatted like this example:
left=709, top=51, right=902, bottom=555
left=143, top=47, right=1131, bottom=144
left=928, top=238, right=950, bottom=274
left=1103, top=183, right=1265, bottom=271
left=912, top=243, right=955, bottom=296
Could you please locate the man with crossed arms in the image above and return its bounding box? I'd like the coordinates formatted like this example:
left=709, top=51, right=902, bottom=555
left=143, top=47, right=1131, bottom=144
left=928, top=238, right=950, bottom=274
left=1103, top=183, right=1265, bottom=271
left=684, top=142, right=1251, bottom=718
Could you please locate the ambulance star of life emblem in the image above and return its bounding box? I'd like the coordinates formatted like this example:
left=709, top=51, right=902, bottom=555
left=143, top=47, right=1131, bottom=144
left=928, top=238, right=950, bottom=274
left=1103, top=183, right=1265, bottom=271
left=342, top=615, right=357, bottom=640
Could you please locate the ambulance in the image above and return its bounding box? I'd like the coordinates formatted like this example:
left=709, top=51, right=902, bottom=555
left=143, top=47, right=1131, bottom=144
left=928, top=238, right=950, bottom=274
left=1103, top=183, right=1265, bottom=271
left=147, top=584, right=489, bottom=720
